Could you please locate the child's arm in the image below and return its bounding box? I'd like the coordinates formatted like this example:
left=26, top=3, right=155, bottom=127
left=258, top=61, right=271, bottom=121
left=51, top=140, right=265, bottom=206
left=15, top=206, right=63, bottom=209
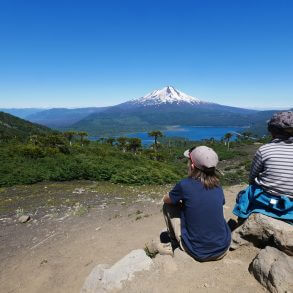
left=164, top=182, right=183, bottom=205
left=162, top=194, right=173, bottom=204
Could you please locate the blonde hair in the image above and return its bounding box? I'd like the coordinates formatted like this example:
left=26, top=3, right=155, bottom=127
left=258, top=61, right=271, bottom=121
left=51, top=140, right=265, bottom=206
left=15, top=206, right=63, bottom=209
left=188, top=160, right=220, bottom=189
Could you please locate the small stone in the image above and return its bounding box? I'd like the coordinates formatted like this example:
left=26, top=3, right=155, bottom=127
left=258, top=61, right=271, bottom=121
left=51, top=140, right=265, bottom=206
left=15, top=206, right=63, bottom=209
left=72, top=188, right=85, bottom=194
left=40, top=259, right=48, bottom=265
left=18, top=215, right=30, bottom=223
left=95, top=227, right=101, bottom=231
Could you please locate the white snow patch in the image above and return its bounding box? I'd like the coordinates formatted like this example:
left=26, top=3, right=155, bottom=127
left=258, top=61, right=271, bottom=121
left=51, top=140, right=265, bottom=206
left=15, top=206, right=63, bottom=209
left=129, top=86, right=209, bottom=106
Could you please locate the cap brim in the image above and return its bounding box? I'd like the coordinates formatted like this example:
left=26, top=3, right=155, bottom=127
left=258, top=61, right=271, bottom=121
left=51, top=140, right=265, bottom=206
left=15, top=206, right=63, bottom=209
left=183, top=149, right=190, bottom=158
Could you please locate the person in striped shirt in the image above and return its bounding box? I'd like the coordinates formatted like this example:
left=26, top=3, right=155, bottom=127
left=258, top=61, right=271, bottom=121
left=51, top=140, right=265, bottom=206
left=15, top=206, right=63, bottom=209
left=233, top=111, right=293, bottom=223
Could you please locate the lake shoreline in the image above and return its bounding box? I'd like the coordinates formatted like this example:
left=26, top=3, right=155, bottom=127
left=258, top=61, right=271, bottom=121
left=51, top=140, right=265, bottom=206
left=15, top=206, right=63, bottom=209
left=126, top=125, right=247, bottom=145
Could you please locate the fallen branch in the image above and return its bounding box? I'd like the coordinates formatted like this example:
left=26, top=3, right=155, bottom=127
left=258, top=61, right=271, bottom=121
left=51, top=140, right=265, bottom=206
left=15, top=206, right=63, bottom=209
left=30, top=233, right=57, bottom=249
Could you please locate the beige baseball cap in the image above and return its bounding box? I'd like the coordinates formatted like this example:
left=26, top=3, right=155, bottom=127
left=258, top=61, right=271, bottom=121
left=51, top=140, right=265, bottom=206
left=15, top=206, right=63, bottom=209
left=183, top=146, right=219, bottom=170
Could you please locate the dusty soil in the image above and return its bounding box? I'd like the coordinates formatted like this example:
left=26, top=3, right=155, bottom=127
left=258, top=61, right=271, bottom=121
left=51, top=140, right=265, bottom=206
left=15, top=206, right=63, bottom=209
left=0, top=181, right=265, bottom=293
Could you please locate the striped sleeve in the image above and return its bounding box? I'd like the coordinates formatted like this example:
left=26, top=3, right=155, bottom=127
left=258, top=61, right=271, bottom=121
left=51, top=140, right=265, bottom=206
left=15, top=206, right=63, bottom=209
left=249, top=149, right=264, bottom=184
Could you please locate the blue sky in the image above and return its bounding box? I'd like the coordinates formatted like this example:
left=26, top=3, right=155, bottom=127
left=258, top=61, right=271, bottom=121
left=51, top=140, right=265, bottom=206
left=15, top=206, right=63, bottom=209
left=0, top=0, right=292, bottom=109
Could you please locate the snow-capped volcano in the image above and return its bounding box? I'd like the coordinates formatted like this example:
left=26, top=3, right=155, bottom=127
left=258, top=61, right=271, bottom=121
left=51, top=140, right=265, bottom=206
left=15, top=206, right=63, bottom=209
left=129, top=86, right=207, bottom=106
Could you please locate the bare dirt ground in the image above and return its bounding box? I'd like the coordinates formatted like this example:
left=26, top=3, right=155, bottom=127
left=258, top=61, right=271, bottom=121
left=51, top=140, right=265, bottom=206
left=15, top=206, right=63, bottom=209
left=0, top=181, right=265, bottom=293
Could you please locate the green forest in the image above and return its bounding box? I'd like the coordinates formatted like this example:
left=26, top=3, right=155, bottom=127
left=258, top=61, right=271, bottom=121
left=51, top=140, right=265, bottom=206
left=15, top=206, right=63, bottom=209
left=0, top=129, right=269, bottom=188
left=0, top=110, right=270, bottom=188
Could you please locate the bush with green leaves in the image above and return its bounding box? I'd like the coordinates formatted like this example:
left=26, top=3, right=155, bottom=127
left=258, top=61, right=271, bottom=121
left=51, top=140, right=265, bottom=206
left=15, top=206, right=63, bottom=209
left=0, top=133, right=259, bottom=187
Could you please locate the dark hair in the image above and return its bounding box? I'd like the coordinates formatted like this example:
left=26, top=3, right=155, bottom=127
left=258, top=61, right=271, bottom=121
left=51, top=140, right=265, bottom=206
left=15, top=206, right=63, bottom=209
left=268, top=125, right=293, bottom=139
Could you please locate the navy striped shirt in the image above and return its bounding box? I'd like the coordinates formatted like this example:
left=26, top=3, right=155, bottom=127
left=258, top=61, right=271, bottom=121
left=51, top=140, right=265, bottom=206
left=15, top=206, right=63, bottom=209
left=249, top=138, right=293, bottom=198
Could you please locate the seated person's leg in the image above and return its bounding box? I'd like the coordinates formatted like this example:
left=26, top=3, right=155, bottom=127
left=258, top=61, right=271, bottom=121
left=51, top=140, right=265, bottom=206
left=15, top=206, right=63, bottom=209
left=163, top=203, right=182, bottom=248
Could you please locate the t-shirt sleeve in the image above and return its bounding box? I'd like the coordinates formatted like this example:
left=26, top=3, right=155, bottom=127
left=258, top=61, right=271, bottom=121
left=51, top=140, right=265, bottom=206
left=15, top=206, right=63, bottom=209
left=249, top=149, right=264, bottom=184
left=169, top=182, right=183, bottom=204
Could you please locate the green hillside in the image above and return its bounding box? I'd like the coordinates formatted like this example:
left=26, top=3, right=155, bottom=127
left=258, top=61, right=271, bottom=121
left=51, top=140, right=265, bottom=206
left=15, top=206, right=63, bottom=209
left=70, top=106, right=288, bottom=137
left=0, top=111, right=53, bottom=141
left=247, top=110, right=286, bottom=136
left=70, top=107, right=254, bottom=136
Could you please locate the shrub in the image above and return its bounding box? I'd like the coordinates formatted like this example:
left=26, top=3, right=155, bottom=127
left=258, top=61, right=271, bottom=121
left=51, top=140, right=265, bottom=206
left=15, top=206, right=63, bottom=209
left=18, top=145, right=45, bottom=159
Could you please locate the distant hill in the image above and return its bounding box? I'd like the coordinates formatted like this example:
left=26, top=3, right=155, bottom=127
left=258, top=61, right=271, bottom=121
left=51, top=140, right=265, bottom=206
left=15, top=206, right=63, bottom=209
left=26, top=107, right=108, bottom=128
left=0, top=111, right=53, bottom=140
left=0, top=108, right=45, bottom=119
left=246, top=109, right=287, bottom=136
left=4, top=87, right=286, bottom=137
left=70, top=86, right=258, bottom=136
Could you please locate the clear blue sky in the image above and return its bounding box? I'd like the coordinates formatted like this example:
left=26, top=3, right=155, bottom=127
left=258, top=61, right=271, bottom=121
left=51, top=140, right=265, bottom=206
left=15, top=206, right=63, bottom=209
left=0, top=0, right=292, bottom=109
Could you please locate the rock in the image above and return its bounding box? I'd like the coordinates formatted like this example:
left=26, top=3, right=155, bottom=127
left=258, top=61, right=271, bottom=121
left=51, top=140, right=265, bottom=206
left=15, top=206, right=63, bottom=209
left=40, top=259, right=48, bottom=265
left=80, top=249, right=153, bottom=293
left=73, top=188, right=86, bottom=194
left=249, top=246, right=293, bottom=293
left=18, top=215, right=30, bottom=223
left=153, top=254, right=178, bottom=274
left=231, top=213, right=293, bottom=255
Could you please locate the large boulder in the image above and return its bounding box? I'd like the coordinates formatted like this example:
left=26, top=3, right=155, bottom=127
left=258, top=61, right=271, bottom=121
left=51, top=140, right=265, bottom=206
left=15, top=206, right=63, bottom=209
left=81, top=249, right=153, bottom=293
left=231, top=213, right=293, bottom=255
left=249, top=246, right=293, bottom=293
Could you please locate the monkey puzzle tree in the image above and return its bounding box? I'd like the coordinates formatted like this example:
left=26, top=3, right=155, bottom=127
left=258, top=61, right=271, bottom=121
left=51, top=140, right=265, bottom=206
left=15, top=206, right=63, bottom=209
left=224, top=132, right=233, bottom=150
left=77, top=131, right=88, bottom=146
left=106, top=137, right=116, bottom=146
left=148, top=130, right=163, bottom=149
left=117, top=137, right=128, bottom=152
left=63, top=131, right=76, bottom=146
left=127, top=138, right=141, bottom=154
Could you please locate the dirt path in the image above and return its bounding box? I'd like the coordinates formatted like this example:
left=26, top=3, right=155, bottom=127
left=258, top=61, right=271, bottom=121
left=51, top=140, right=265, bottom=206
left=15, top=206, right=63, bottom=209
left=0, top=182, right=264, bottom=293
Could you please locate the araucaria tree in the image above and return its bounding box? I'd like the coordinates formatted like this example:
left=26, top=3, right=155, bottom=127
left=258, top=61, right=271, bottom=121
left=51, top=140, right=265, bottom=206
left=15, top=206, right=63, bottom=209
left=77, top=131, right=88, bottom=146
left=106, top=137, right=116, bottom=146
left=117, top=137, right=128, bottom=152
left=224, top=132, right=233, bottom=150
left=127, top=138, right=141, bottom=154
left=148, top=130, right=163, bottom=149
left=63, top=131, right=76, bottom=146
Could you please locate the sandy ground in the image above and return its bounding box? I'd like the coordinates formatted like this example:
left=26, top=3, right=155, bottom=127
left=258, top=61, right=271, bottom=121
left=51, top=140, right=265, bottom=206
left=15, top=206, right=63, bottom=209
left=0, top=182, right=265, bottom=293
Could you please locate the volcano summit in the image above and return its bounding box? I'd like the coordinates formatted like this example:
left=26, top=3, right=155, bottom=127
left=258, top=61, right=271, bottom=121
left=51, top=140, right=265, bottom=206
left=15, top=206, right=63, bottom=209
left=69, top=86, right=259, bottom=135
left=126, top=86, right=207, bottom=106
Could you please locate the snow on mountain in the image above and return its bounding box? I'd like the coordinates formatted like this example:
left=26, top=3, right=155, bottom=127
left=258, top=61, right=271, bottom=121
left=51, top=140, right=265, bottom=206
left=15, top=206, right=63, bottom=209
left=128, top=86, right=209, bottom=106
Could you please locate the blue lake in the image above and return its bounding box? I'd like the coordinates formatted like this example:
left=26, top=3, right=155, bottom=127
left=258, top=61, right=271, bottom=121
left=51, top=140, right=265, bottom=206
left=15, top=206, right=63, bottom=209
left=126, top=126, right=246, bottom=145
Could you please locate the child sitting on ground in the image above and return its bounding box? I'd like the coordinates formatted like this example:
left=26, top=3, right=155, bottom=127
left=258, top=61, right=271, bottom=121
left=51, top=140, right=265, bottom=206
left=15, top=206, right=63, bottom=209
left=156, top=146, right=231, bottom=261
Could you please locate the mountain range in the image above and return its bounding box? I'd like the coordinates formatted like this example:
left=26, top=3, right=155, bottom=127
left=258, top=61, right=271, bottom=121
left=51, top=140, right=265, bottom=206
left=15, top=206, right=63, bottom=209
left=64, top=86, right=276, bottom=136
left=0, top=86, right=287, bottom=136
